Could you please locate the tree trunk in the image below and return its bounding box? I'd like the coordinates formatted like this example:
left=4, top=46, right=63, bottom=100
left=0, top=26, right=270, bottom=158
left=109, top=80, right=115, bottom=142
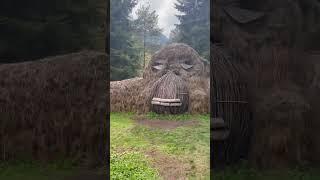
left=143, top=29, right=146, bottom=69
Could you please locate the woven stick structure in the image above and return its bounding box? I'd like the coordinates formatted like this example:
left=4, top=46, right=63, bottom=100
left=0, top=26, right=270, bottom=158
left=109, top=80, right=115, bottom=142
left=150, top=71, right=189, bottom=114
left=211, top=44, right=252, bottom=165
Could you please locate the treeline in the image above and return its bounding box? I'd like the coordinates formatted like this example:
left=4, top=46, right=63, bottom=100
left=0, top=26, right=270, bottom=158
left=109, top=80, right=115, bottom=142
left=110, top=0, right=164, bottom=81
left=0, top=0, right=106, bottom=63
left=0, top=0, right=210, bottom=79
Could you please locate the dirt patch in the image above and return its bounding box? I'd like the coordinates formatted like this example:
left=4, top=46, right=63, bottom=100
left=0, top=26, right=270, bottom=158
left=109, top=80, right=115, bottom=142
left=145, top=150, right=191, bottom=180
left=134, top=118, right=199, bottom=130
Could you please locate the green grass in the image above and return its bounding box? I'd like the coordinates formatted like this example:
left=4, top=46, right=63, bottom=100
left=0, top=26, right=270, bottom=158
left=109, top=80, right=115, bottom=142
left=3, top=112, right=319, bottom=179
left=111, top=112, right=320, bottom=180
left=110, top=151, right=159, bottom=179
left=146, top=112, right=206, bottom=121
left=1, top=112, right=208, bottom=180
left=110, top=112, right=210, bottom=179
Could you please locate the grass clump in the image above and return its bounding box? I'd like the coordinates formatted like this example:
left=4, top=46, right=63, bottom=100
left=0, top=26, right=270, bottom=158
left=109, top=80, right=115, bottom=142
left=110, top=151, right=159, bottom=180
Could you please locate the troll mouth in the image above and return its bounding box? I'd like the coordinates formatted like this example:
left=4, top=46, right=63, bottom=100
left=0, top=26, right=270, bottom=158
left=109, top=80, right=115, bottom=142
left=151, top=98, right=182, bottom=107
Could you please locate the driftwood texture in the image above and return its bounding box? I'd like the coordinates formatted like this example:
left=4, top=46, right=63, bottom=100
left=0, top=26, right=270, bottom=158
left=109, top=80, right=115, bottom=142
left=0, top=51, right=108, bottom=166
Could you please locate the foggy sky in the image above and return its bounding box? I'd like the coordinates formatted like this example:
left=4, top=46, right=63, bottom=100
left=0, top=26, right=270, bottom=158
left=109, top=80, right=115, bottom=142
left=131, top=0, right=180, bottom=38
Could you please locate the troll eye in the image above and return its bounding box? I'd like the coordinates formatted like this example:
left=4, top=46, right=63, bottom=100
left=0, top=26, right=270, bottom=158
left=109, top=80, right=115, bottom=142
left=152, top=64, right=165, bottom=70
left=181, top=63, right=193, bottom=70
left=152, top=59, right=167, bottom=71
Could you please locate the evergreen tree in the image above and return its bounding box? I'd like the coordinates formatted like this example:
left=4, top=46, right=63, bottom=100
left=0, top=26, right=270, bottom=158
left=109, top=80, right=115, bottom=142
left=110, top=0, right=141, bottom=80
left=172, top=0, right=210, bottom=59
left=132, top=5, right=162, bottom=69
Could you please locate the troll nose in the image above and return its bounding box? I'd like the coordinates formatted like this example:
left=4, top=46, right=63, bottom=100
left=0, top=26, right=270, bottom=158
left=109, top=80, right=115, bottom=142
left=173, top=69, right=180, bottom=75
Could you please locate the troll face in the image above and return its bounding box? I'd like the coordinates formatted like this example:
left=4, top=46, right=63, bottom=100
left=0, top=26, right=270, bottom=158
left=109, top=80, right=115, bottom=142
left=143, top=43, right=208, bottom=114
left=110, top=43, right=209, bottom=114
left=144, top=43, right=206, bottom=80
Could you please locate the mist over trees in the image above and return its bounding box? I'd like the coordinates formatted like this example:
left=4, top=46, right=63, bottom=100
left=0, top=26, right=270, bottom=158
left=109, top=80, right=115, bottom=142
left=110, top=0, right=210, bottom=80
left=110, top=0, right=165, bottom=81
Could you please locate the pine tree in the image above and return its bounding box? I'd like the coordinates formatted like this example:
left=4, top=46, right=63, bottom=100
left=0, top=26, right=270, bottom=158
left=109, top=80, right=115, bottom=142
left=172, top=0, right=210, bottom=59
left=133, top=5, right=162, bottom=69
left=110, top=0, right=141, bottom=80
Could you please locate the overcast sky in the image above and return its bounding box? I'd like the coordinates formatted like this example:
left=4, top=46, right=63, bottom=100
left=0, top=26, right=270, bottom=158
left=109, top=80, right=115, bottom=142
left=131, top=0, right=180, bottom=38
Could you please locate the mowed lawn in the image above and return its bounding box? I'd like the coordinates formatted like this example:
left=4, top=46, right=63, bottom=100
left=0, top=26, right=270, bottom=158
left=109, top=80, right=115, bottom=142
left=2, top=112, right=319, bottom=179
left=110, top=112, right=210, bottom=179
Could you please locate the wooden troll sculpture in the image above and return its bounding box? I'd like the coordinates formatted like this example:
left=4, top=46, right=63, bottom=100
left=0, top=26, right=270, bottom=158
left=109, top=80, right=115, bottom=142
left=110, top=43, right=210, bottom=114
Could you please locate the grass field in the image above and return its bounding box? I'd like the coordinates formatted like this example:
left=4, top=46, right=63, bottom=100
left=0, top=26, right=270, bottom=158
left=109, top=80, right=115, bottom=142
left=1, top=112, right=320, bottom=179
left=110, top=112, right=210, bottom=179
